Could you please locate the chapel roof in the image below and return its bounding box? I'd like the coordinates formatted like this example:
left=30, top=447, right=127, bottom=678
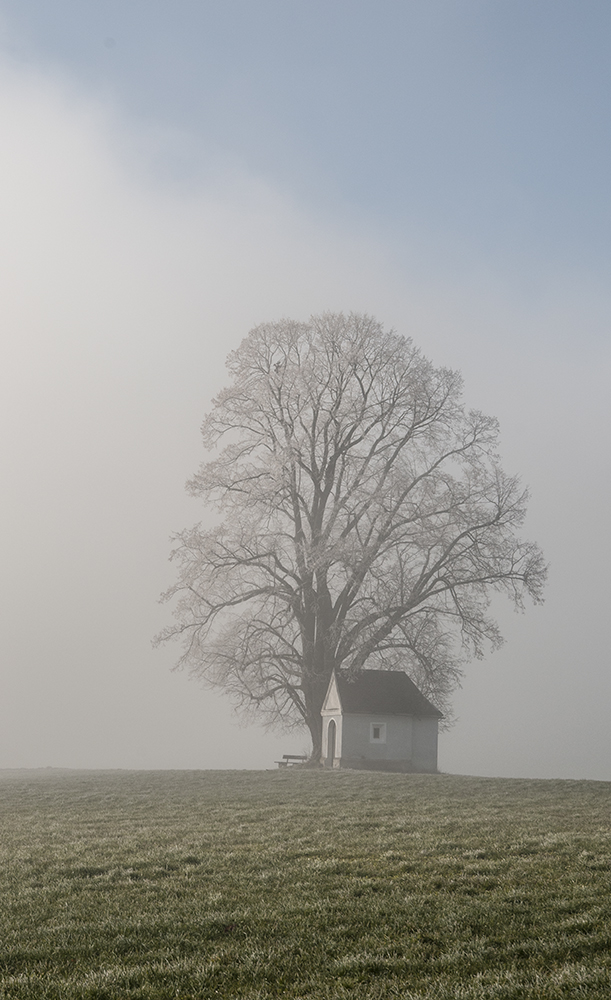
left=333, top=669, right=443, bottom=718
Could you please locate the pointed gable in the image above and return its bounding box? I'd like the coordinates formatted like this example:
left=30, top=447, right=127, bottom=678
left=333, top=669, right=442, bottom=718
left=321, top=671, right=342, bottom=712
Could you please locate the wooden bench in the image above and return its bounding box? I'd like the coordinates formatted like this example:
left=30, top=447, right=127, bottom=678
left=275, top=754, right=309, bottom=768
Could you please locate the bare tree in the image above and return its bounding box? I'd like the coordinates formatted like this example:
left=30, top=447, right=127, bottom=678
left=157, top=313, right=546, bottom=760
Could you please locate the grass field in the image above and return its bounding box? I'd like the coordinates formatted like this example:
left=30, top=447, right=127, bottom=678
left=0, top=769, right=610, bottom=999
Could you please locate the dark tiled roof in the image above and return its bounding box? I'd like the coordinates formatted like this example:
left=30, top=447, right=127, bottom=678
left=335, top=670, right=442, bottom=718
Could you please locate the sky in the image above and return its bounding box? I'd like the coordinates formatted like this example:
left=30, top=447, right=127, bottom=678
left=0, top=1, right=609, bottom=778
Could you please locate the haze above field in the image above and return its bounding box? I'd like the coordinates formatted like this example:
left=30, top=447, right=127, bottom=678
left=0, top=1, right=609, bottom=778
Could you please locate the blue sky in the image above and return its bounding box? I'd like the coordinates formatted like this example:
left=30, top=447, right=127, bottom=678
left=5, top=1, right=611, bottom=272
left=0, top=2, right=609, bottom=777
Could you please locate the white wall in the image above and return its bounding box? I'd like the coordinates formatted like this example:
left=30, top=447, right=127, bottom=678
left=341, top=713, right=413, bottom=762
left=321, top=713, right=343, bottom=760
left=322, top=711, right=439, bottom=771
left=412, top=716, right=439, bottom=772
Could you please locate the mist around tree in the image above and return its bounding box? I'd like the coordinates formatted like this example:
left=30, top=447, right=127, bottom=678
left=157, top=313, right=546, bottom=760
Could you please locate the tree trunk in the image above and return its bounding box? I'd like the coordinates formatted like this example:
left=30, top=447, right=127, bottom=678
left=303, top=676, right=329, bottom=765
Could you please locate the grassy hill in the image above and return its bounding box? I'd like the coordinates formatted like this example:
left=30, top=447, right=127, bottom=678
left=0, top=768, right=610, bottom=998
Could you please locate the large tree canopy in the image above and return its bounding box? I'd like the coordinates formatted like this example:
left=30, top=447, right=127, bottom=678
left=158, top=313, right=546, bottom=757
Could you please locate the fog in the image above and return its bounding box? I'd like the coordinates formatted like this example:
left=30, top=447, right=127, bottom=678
left=1, top=3, right=610, bottom=778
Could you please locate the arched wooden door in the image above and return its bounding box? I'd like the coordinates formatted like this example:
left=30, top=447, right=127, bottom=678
left=327, top=719, right=336, bottom=768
